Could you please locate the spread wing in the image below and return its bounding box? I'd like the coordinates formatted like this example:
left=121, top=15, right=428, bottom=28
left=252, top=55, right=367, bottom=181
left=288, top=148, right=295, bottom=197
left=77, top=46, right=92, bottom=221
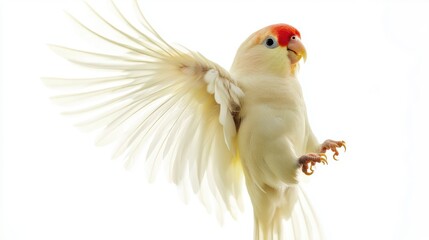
left=44, top=1, right=244, bottom=219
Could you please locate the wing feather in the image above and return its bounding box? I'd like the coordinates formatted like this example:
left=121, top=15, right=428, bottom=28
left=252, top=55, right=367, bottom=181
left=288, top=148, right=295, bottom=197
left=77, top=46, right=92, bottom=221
left=45, top=1, right=244, bottom=218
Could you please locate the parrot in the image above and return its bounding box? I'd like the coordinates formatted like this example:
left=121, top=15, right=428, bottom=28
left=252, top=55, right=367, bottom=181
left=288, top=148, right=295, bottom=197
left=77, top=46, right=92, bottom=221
left=45, top=1, right=346, bottom=239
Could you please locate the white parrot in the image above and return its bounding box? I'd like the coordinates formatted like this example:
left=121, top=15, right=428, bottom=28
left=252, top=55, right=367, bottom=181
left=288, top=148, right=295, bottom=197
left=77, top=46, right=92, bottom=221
left=45, top=1, right=346, bottom=239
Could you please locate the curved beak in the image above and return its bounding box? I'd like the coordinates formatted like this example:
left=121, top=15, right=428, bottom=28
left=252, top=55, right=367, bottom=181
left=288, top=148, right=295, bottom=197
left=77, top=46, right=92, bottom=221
left=287, top=37, right=307, bottom=64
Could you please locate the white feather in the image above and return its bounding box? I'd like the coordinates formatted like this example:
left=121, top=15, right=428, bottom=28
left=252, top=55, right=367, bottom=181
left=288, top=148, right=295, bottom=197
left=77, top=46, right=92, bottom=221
left=44, top=0, right=244, bottom=219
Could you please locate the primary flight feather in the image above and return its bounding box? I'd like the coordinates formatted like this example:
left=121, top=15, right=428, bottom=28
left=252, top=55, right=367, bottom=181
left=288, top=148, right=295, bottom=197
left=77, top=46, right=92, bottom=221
left=45, top=1, right=346, bottom=239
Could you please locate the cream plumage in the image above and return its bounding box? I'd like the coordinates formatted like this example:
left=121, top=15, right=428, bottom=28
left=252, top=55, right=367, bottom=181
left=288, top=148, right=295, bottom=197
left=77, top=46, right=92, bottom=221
left=45, top=1, right=345, bottom=239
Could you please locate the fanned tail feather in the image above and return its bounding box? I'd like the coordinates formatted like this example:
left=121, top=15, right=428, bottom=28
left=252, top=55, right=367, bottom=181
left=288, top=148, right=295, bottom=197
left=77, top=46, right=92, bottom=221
left=254, top=186, right=323, bottom=240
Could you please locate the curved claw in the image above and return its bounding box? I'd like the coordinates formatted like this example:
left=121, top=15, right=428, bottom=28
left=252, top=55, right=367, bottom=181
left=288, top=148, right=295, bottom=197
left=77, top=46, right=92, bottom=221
left=341, top=141, right=347, bottom=152
left=334, top=141, right=346, bottom=160
left=301, top=164, right=314, bottom=176
left=303, top=165, right=314, bottom=176
left=320, top=153, right=328, bottom=165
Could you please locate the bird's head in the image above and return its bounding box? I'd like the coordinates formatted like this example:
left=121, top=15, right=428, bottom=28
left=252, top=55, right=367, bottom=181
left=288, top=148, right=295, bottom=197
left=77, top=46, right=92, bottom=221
left=231, top=24, right=307, bottom=77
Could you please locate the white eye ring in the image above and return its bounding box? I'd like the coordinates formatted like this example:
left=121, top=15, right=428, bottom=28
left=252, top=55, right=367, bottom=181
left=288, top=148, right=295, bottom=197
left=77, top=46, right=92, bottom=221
left=263, top=36, right=279, bottom=49
left=290, top=35, right=299, bottom=40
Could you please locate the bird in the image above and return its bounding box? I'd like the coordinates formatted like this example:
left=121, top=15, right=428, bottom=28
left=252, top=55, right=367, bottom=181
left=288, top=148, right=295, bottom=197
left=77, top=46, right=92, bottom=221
left=44, top=1, right=346, bottom=239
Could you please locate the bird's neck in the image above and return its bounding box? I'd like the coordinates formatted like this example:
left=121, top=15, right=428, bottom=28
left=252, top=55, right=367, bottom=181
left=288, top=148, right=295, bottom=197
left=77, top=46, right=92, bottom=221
left=233, top=71, right=304, bottom=109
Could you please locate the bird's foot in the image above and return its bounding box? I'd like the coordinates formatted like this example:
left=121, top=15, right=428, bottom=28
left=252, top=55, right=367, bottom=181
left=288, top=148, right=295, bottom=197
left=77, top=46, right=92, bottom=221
left=299, top=153, right=328, bottom=176
left=320, top=139, right=346, bottom=160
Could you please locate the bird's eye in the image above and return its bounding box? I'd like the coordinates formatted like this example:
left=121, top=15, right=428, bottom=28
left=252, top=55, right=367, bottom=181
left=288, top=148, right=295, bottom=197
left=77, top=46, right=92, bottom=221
left=290, top=35, right=298, bottom=40
left=263, top=36, right=279, bottom=49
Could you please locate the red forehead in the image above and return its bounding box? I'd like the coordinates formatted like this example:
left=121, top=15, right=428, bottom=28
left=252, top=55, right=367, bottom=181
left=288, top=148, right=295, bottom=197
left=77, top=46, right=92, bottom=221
left=270, top=24, right=301, bottom=47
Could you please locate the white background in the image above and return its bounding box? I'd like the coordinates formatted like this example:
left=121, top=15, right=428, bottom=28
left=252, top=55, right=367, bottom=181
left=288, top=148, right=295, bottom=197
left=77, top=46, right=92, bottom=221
left=2, top=0, right=429, bottom=239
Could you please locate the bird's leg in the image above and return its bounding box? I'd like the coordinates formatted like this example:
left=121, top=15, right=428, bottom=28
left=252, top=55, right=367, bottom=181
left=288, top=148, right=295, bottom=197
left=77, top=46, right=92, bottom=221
left=298, top=153, right=328, bottom=176
left=320, top=140, right=346, bottom=160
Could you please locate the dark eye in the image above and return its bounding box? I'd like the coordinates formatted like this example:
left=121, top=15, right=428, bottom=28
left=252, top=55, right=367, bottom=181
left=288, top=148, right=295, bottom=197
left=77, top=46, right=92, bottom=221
left=263, top=36, right=279, bottom=49
left=291, top=35, right=298, bottom=40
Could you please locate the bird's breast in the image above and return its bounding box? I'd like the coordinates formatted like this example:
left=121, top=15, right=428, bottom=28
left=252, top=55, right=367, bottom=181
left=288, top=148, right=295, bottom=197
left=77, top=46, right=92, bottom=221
left=235, top=74, right=309, bottom=186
